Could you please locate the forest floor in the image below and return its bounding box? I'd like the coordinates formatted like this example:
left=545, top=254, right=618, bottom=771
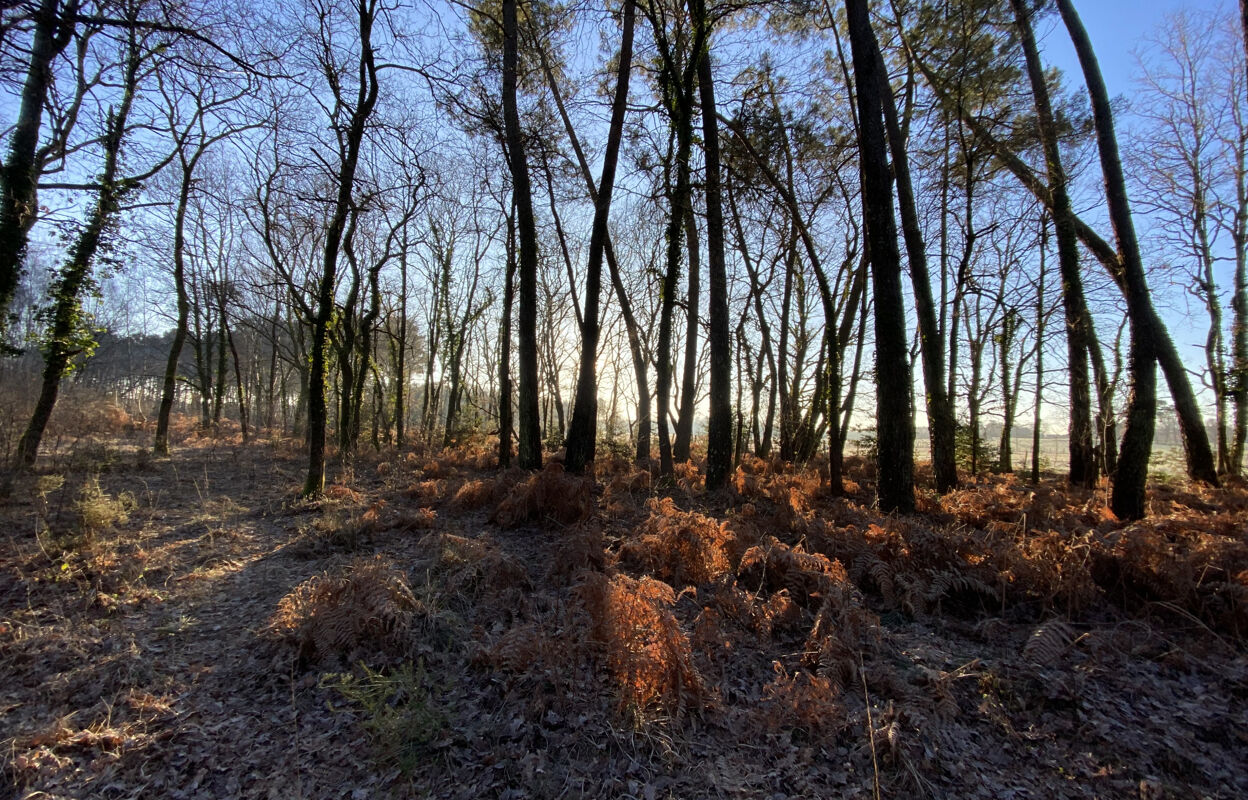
left=1, top=425, right=1246, bottom=799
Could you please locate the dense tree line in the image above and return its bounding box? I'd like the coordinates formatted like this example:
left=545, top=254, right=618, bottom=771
left=2, top=0, right=1246, bottom=518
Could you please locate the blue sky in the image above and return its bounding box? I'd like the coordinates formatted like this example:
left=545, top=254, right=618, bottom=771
left=1039, top=0, right=1225, bottom=99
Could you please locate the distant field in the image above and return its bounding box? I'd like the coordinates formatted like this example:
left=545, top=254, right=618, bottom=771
left=910, top=436, right=1189, bottom=479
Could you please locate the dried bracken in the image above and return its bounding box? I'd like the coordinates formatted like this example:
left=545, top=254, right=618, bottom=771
left=737, top=536, right=848, bottom=607
left=576, top=572, right=702, bottom=715
left=757, top=663, right=844, bottom=737
left=620, top=497, right=737, bottom=585
left=267, top=555, right=417, bottom=664
left=1022, top=619, right=1077, bottom=666
left=491, top=462, right=594, bottom=528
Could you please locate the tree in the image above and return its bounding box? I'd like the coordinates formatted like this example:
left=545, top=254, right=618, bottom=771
left=691, top=0, right=732, bottom=490
left=846, top=0, right=913, bottom=513
left=872, top=27, right=958, bottom=492
left=1131, top=7, right=1248, bottom=476
left=501, top=0, right=542, bottom=470
left=153, top=52, right=259, bottom=455
left=1010, top=0, right=1098, bottom=488
left=641, top=0, right=704, bottom=477
left=564, top=0, right=635, bottom=473
left=1056, top=0, right=1161, bottom=519
left=301, top=0, right=380, bottom=496
left=909, top=40, right=1221, bottom=487
left=15, top=9, right=143, bottom=466
left=0, top=0, right=79, bottom=336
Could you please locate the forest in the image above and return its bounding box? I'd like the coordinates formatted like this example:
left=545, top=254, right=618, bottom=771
left=1, top=0, right=1246, bottom=797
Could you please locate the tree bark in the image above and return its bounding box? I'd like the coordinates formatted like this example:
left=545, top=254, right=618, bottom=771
left=874, top=37, right=958, bottom=492
left=154, top=159, right=194, bottom=455
left=674, top=203, right=700, bottom=463
left=501, top=0, right=541, bottom=470
left=998, top=308, right=1016, bottom=472
left=1011, top=0, right=1099, bottom=488
left=846, top=0, right=914, bottom=513
left=15, top=21, right=137, bottom=467
left=911, top=49, right=1220, bottom=485
left=1033, top=214, right=1048, bottom=483
left=498, top=206, right=515, bottom=468
left=0, top=0, right=79, bottom=331
left=1057, top=0, right=1163, bottom=518
left=565, top=0, right=635, bottom=473
left=694, top=4, right=732, bottom=491
left=302, top=0, right=379, bottom=496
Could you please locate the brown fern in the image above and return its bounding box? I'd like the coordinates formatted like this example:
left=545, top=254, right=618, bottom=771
left=620, top=497, right=736, bottom=585
left=491, top=462, right=594, bottom=528
left=575, top=572, right=702, bottom=715
left=1022, top=619, right=1076, bottom=666
left=267, top=555, right=417, bottom=665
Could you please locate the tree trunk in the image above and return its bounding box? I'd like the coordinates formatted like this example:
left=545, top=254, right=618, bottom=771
left=302, top=0, right=379, bottom=496
left=674, top=203, right=700, bottom=463
left=727, top=173, right=777, bottom=458
left=1012, top=0, right=1099, bottom=488
left=846, top=0, right=914, bottom=513
left=1057, top=0, right=1162, bottom=518
left=1232, top=111, right=1248, bottom=475
left=999, top=308, right=1016, bottom=472
left=655, top=74, right=695, bottom=477
left=694, top=18, right=733, bottom=491
left=15, top=24, right=137, bottom=466
left=227, top=320, right=248, bottom=444
left=1033, top=214, right=1048, bottom=483
left=565, top=0, right=634, bottom=473
left=396, top=235, right=409, bottom=447
left=0, top=0, right=78, bottom=329
left=875, top=37, right=958, bottom=492
left=155, top=160, right=194, bottom=455
left=502, top=0, right=542, bottom=471
left=499, top=207, right=515, bottom=468
left=911, top=51, right=1220, bottom=485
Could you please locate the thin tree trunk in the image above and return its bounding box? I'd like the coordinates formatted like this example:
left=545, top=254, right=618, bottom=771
left=999, top=308, right=1016, bottom=472
left=846, top=0, right=914, bottom=512
left=1033, top=214, right=1048, bottom=483
left=565, top=0, right=634, bottom=473
left=911, top=50, right=1220, bottom=485
left=396, top=235, right=409, bottom=447
left=502, top=0, right=542, bottom=471
left=875, top=37, right=958, bottom=492
left=1012, top=0, right=1099, bottom=488
left=498, top=206, right=515, bottom=468
left=727, top=173, right=777, bottom=458
left=155, top=160, right=194, bottom=455
left=674, top=203, right=700, bottom=463
left=656, top=83, right=694, bottom=477
left=227, top=320, right=248, bottom=444
left=1057, top=0, right=1163, bottom=518
left=302, top=0, right=379, bottom=497
left=1231, top=107, right=1248, bottom=475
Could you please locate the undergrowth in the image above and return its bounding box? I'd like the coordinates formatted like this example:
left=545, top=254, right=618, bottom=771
left=321, top=660, right=445, bottom=774
left=268, top=555, right=418, bottom=665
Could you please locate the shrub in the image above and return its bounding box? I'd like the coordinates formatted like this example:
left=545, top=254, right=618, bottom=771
left=491, top=462, right=593, bottom=528
left=576, top=572, right=702, bottom=717
left=321, top=660, right=444, bottom=774
left=73, top=477, right=132, bottom=537
left=620, top=497, right=736, bottom=586
left=268, top=555, right=417, bottom=665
